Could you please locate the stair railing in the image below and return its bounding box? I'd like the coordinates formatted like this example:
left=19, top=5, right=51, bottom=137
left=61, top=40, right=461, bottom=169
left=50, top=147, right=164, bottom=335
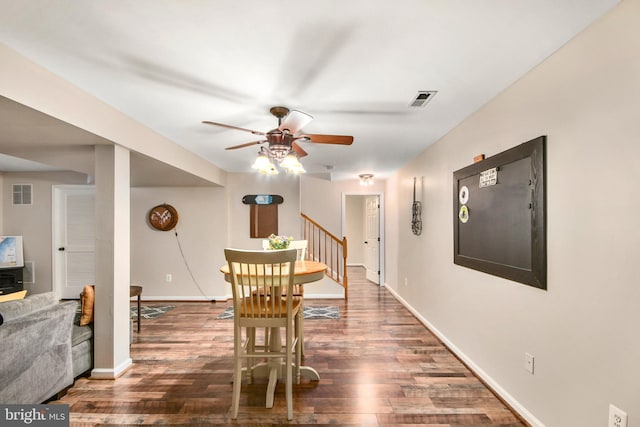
left=300, top=212, right=348, bottom=300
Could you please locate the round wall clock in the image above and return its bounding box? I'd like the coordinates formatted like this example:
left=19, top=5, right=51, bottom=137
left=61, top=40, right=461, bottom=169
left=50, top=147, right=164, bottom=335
left=148, top=204, right=179, bottom=231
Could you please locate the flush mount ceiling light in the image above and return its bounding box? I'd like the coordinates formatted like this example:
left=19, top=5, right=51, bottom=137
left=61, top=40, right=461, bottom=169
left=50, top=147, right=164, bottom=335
left=359, top=174, right=374, bottom=186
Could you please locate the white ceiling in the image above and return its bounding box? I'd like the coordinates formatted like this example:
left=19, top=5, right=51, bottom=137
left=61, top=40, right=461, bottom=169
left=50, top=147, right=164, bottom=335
left=0, top=0, right=620, bottom=181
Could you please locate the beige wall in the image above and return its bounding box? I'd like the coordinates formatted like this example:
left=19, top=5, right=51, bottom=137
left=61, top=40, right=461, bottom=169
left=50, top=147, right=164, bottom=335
left=301, top=176, right=385, bottom=237
left=1, top=171, right=87, bottom=294
left=0, top=170, right=356, bottom=300
left=385, top=1, right=640, bottom=426
left=0, top=175, right=3, bottom=233
left=300, top=176, right=386, bottom=296
left=225, top=172, right=302, bottom=250
left=345, top=195, right=365, bottom=265
left=130, top=186, right=228, bottom=300
left=224, top=173, right=344, bottom=298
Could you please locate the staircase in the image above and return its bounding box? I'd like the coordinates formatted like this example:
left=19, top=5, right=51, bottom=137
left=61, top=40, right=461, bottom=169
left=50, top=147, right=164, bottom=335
left=300, top=212, right=348, bottom=300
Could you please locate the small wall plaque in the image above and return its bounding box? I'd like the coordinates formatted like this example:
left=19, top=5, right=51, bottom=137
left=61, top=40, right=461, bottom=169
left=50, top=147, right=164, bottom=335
left=242, top=194, right=284, bottom=205
left=479, top=168, right=498, bottom=188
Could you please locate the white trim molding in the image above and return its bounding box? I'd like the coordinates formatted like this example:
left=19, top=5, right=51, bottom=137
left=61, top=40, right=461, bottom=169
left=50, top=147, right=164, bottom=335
left=90, top=357, right=133, bottom=380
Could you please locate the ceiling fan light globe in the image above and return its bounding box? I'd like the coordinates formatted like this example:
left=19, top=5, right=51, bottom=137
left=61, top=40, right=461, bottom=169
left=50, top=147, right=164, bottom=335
left=286, top=162, right=306, bottom=174
left=262, top=164, right=279, bottom=175
left=280, top=152, right=298, bottom=168
left=252, top=153, right=271, bottom=170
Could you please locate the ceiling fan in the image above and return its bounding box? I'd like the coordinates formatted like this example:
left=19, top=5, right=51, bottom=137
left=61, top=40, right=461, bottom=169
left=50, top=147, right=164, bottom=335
left=202, top=106, right=353, bottom=174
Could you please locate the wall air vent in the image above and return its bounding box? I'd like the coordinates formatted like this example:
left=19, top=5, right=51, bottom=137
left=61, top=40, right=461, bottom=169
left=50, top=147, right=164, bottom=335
left=12, top=184, right=33, bottom=205
left=409, top=91, right=437, bottom=107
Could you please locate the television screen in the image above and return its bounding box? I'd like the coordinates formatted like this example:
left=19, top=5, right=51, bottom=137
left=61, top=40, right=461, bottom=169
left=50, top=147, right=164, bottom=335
left=0, top=236, right=24, bottom=268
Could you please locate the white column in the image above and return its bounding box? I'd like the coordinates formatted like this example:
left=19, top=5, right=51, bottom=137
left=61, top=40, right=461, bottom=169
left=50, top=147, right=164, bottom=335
left=91, top=144, right=131, bottom=379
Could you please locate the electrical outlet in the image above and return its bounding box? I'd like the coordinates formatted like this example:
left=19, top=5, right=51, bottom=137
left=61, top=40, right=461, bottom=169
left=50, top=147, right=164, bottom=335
left=608, top=404, right=628, bottom=427
left=524, top=353, right=534, bottom=374
left=166, top=274, right=172, bottom=282
left=404, top=277, right=408, bottom=287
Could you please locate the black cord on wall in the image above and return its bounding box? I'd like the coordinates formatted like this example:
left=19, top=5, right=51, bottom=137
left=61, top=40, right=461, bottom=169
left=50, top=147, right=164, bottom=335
left=174, top=230, right=217, bottom=302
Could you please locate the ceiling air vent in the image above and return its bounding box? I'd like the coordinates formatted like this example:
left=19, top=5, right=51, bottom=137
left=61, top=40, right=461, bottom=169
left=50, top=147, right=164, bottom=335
left=12, top=184, right=33, bottom=205
left=409, top=91, right=437, bottom=108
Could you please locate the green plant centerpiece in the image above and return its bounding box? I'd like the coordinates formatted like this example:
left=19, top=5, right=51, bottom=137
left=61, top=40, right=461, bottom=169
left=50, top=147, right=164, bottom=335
left=268, top=234, right=293, bottom=250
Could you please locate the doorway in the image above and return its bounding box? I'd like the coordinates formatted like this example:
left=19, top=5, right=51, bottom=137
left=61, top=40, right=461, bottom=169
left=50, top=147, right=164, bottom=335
left=52, top=185, right=95, bottom=299
left=342, top=193, right=384, bottom=286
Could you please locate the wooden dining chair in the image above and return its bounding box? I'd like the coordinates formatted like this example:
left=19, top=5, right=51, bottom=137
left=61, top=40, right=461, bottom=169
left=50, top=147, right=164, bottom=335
left=224, top=248, right=301, bottom=420
left=260, top=240, right=308, bottom=355
left=288, top=240, right=308, bottom=261
left=288, top=240, right=308, bottom=354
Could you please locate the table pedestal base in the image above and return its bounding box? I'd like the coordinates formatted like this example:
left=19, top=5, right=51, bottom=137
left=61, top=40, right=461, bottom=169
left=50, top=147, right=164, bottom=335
left=245, top=363, right=319, bottom=408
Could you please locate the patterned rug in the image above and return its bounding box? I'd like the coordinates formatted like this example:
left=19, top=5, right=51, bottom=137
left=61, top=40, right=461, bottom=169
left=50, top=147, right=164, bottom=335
left=75, top=303, right=176, bottom=321
left=217, top=305, right=339, bottom=320
left=131, top=305, right=176, bottom=319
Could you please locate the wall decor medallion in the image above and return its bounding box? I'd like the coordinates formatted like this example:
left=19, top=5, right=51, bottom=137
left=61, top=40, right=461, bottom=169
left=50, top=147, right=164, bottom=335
left=148, top=204, right=179, bottom=231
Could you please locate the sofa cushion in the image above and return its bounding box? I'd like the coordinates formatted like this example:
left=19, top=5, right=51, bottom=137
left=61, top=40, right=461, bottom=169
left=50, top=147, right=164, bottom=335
left=71, top=323, right=93, bottom=347
left=0, top=290, right=27, bottom=303
left=71, top=338, right=93, bottom=378
left=0, top=292, right=57, bottom=323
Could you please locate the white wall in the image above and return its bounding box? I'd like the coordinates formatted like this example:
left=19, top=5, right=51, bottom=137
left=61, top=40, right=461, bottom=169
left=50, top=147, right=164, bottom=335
left=385, top=1, right=640, bottom=426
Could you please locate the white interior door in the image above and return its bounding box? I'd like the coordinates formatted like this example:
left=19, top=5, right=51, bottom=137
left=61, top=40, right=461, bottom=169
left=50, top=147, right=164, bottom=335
left=364, top=196, right=380, bottom=284
left=53, top=186, right=95, bottom=299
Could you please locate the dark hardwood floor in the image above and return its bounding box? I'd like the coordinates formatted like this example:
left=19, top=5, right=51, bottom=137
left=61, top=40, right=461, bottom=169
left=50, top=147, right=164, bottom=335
left=57, top=267, right=526, bottom=426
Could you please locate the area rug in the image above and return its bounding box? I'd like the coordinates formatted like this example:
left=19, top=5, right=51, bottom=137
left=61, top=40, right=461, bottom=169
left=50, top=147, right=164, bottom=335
left=75, top=303, right=176, bottom=320
left=217, top=305, right=339, bottom=320
left=130, top=305, right=176, bottom=319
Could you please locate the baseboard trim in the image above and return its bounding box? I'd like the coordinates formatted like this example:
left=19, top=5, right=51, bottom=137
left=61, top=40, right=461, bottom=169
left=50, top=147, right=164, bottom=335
left=90, top=357, right=133, bottom=380
left=139, top=294, right=346, bottom=301
left=383, top=283, right=544, bottom=427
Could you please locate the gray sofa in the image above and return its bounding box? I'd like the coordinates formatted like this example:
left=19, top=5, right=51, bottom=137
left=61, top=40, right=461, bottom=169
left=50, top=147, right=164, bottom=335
left=0, top=292, right=93, bottom=404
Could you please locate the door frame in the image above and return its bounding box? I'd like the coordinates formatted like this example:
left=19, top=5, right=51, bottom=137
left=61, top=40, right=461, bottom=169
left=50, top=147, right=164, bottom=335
left=341, top=191, right=385, bottom=287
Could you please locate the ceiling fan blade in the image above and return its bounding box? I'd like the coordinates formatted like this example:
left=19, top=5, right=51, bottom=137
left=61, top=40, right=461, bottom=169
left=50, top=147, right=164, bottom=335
left=279, top=110, right=313, bottom=134
left=301, top=134, right=354, bottom=145
left=291, top=142, right=308, bottom=158
left=202, top=120, right=265, bottom=136
left=225, top=140, right=266, bottom=150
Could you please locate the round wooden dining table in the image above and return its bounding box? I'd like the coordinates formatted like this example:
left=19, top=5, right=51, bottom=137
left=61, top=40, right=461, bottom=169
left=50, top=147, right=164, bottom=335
left=219, top=259, right=327, bottom=285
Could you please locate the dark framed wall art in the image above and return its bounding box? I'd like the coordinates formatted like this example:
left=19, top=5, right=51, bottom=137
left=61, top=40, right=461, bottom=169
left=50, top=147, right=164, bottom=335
left=453, top=135, right=547, bottom=290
